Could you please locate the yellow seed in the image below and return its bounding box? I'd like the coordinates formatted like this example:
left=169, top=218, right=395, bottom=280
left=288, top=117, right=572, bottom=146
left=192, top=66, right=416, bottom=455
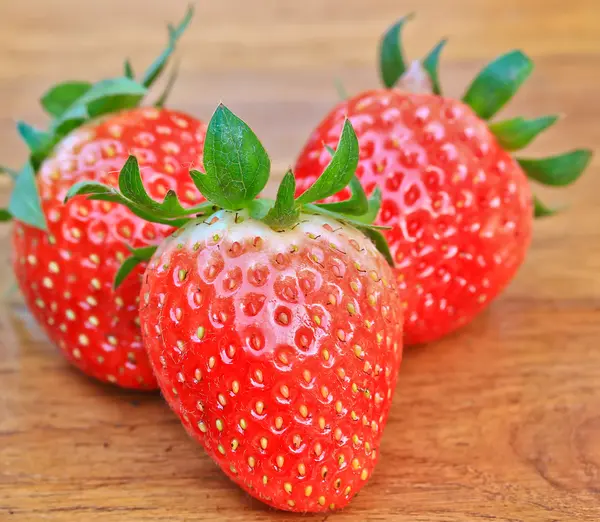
left=260, top=437, right=268, bottom=450
left=335, top=401, right=343, bottom=414
left=197, top=326, right=205, bottom=339
left=209, top=356, right=216, bottom=369
left=344, top=486, right=351, bottom=495
left=318, top=496, right=326, bottom=506
left=262, top=475, right=268, bottom=485
left=352, top=458, right=360, bottom=470
left=231, top=439, right=239, bottom=451
left=347, top=303, right=356, bottom=315
left=299, top=405, right=308, bottom=418
left=334, top=427, right=342, bottom=441
left=231, top=381, right=239, bottom=394
left=248, top=456, right=256, bottom=468
left=217, top=444, right=226, bottom=455
left=361, top=469, right=369, bottom=480
left=352, top=434, right=360, bottom=445
left=322, top=349, right=330, bottom=361
left=255, top=401, right=264, bottom=415
left=239, top=418, right=247, bottom=430
left=284, top=483, right=292, bottom=494
left=318, top=417, right=326, bottom=430
left=350, top=281, right=359, bottom=293
left=321, top=466, right=328, bottom=479
left=275, top=417, right=283, bottom=430
left=79, top=334, right=89, bottom=346
left=338, top=454, right=345, bottom=466
left=280, top=385, right=290, bottom=398
left=298, top=463, right=306, bottom=476
left=287, top=500, right=295, bottom=508
left=313, top=315, right=321, bottom=326
left=303, top=369, right=311, bottom=382
left=305, top=485, right=313, bottom=497
left=329, top=503, right=335, bottom=510
left=354, top=345, right=363, bottom=358
left=321, top=386, right=329, bottom=398
left=218, top=394, right=227, bottom=406
left=216, top=419, right=224, bottom=431
left=351, top=410, right=359, bottom=421
left=352, top=383, right=358, bottom=394
left=365, top=441, right=372, bottom=453
left=276, top=455, right=285, bottom=468
left=254, top=369, right=263, bottom=383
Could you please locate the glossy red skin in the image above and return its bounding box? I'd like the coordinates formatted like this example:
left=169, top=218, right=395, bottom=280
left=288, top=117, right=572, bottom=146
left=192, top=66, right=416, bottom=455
left=139, top=211, right=403, bottom=512
left=12, top=108, right=206, bottom=389
left=294, top=90, right=533, bottom=345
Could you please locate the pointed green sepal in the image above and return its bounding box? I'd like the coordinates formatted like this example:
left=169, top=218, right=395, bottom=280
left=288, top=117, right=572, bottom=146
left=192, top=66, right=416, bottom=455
left=0, top=165, right=19, bottom=180
left=141, top=5, right=194, bottom=88
left=489, top=115, right=559, bottom=151
left=296, top=119, right=359, bottom=205
left=264, top=171, right=300, bottom=230
left=359, top=228, right=394, bottom=266
left=8, top=163, right=47, bottom=231
left=379, top=14, right=414, bottom=88
left=533, top=195, right=558, bottom=218
left=422, top=38, right=447, bottom=95
left=518, top=149, right=592, bottom=186
left=463, top=50, right=533, bottom=120
left=0, top=209, right=11, bottom=221
left=114, top=245, right=157, bottom=289
left=16, top=121, right=51, bottom=154
left=41, top=81, right=93, bottom=118
left=154, top=64, right=179, bottom=108
left=124, top=60, right=135, bottom=79
left=191, top=104, right=270, bottom=210
left=316, top=175, right=368, bottom=216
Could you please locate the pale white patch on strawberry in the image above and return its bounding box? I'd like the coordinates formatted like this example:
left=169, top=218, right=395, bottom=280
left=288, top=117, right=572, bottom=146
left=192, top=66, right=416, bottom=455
left=396, top=60, right=433, bottom=94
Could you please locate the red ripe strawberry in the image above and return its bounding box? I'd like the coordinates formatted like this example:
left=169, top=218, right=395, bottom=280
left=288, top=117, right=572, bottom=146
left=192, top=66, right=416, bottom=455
left=3, top=9, right=207, bottom=388
left=294, top=15, right=592, bottom=345
left=67, top=105, right=403, bottom=512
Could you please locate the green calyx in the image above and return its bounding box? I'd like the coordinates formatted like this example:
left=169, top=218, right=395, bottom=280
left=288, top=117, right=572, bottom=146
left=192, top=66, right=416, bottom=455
left=1, top=6, right=195, bottom=231
left=65, top=104, right=393, bottom=287
left=378, top=14, right=593, bottom=217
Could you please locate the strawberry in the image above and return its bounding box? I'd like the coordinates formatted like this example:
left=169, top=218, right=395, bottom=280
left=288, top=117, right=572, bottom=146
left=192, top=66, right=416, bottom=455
left=66, top=105, right=403, bottom=512
left=294, top=15, right=592, bottom=345
left=2, top=8, right=206, bottom=389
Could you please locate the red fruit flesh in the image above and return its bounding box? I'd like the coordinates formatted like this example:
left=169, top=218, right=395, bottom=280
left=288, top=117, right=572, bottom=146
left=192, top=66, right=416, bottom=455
left=12, top=107, right=206, bottom=389
left=139, top=210, right=403, bottom=511
left=294, top=90, right=533, bottom=345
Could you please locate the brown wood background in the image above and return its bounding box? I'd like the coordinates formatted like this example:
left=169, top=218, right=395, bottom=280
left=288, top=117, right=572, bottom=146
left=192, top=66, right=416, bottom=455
left=1, top=0, right=599, bottom=520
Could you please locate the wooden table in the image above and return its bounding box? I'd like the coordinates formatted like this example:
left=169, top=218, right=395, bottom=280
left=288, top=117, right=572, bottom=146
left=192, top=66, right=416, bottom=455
left=1, top=0, right=599, bottom=520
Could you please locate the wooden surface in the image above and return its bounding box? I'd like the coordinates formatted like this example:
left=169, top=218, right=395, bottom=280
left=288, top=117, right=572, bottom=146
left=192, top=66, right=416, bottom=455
left=1, top=0, right=599, bottom=520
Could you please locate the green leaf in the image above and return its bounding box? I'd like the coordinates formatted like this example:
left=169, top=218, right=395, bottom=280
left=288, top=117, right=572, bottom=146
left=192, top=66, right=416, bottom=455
left=303, top=203, right=389, bottom=231
left=359, top=227, right=394, bottom=266
left=379, top=14, right=414, bottom=88
left=316, top=175, right=368, bottom=216
left=84, top=77, right=147, bottom=117
left=124, top=59, right=135, bottom=79
left=533, top=195, right=558, bottom=218
left=248, top=199, right=274, bottom=220
left=154, top=63, right=179, bottom=108
left=0, top=208, right=11, bottom=221
left=264, top=171, right=300, bottom=229
left=0, top=165, right=19, bottom=180
left=192, top=104, right=270, bottom=210
left=118, top=155, right=161, bottom=209
left=41, top=81, right=92, bottom=118
left=51, top=78, right=147, bottom=135
left=463, top=50, right=534, bottom=120
left=296, top=119, right=359, bottom=205
left=52, top=103, right=88, bottom=137
left=114, top=246, right=157, bottom=289
left=518, top=150, right=592, bottom=186
left=489, top=115, right=559, bottom=151
left=16, top=121, right=51, bottom=153
left=8, top=163, right=47, bottom=231
left=422, top=39, right=447, bottom=95
left=141, top=5, right=194, bottom=88
left=344, top=186, right=382, bottom=225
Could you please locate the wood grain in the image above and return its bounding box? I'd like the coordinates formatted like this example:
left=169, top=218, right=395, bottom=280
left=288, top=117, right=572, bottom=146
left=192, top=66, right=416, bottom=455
left=1, top=0, right=599, bottom=520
